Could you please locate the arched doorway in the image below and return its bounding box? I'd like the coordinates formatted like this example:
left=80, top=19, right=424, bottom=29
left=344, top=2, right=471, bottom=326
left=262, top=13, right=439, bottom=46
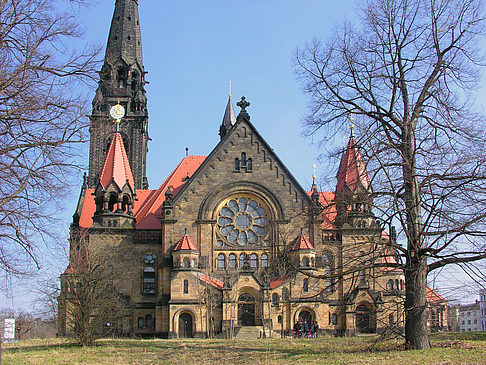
left=238, top=293, right=256, bottom=326
left=298, top=309, right=313, bottom=326
left=178, top=312, right=193, bottom=338
left=356, top=304, right=375, bottom=333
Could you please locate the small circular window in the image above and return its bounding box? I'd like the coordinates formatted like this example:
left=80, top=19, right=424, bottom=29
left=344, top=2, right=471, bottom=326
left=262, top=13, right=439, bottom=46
left=217, top=196, right=269, bottom=246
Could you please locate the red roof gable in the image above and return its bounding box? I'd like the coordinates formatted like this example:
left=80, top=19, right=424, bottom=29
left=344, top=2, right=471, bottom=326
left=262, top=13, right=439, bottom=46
left=427, top=286, right=446, bottom=303
left=173, top=234, right=198, bottom=251
left=336, top=136, right=371, bottom=194
left=135, top=155, right=206, bottom=229
left=76, top=156, right=206, bottom=229
left=270, top=275, right=289, bottom=289
left=291, top=234, right=315, bottom=251
left=199, top=273, right=224, bottom=290
left=99, top=132, right=134, bottom=190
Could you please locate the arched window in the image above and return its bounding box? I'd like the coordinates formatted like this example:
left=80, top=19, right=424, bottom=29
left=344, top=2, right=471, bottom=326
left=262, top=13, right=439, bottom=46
left=387, top=279, right=394, bottom=290
left=137, top=317, right=144, bottom=329
left=272, top=293, right=279, bottom=306
left=302, top=257, right=310, bottom=267
left=303, top=278, right=309, bottom=292
left=247, top=158, right=253, bottom=171
left=261, top=254, right=268, bottom=268
left=395, top=279, right=399, bottom=290
left=143, top=267, right=156, bottom=294
left=145, top=314, right=153, bottom=329
left=217, top=254, right=226, bottom=270
left=239, top=253, right=248, bottom=268
left=277, top=315, right=282, bottom=324
left=332, top=313, right=338, bottom=325
left=183, top=258, right=190, bottom=268
left=183, top=279, right=189, bottom=294
left=324, top=265, right=332, bottom=291
left=400, top=279, right=404, bottom=290
left=250, top=254, right=258, bottom=268
left=229, top=254, right=236, bottom=269
left=234, top=158, right=240, bottom=171
left=241, top=152, right=246, bottom=166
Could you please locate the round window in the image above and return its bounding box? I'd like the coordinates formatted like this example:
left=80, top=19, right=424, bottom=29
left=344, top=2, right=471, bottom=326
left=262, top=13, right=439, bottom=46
left=217, top=196, right=269, bottom=246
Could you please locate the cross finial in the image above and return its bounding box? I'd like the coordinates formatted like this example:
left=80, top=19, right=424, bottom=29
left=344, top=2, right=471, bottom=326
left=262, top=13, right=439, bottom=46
left=237, top=96, right=250, bottom=113
left=185, top=147, right=189, bottom=157
left=229, top=80, right=232, bottom=98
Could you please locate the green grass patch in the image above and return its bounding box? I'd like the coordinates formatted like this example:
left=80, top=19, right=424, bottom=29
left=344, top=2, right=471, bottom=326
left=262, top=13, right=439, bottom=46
left=2, top=333, right=486, bottom=364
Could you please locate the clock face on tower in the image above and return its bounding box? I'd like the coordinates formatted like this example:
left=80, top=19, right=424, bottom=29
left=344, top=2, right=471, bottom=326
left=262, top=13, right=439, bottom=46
left=110, top=104, right=125, bottom=120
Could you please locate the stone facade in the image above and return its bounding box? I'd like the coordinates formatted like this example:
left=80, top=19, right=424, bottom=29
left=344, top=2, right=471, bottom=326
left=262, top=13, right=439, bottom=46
left=58, top=0, right=415, bottom=339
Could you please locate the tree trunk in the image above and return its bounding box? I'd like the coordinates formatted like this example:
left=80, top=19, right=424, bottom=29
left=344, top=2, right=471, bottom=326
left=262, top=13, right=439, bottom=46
left=404, top=255, right=430, bottom=349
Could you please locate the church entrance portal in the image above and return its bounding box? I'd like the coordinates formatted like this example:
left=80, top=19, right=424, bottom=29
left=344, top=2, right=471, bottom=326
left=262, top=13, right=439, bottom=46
left=238, top=293, right=256, bottom=326
left=298, top=310, right=313, bottom=326
left=356, top=304, right=375, bottom=333
left=178, top=313, right=193, bottom=338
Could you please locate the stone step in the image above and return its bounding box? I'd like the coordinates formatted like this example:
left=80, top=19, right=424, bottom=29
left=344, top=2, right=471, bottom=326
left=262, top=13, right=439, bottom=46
left=234, top=326, right=263, bottom=339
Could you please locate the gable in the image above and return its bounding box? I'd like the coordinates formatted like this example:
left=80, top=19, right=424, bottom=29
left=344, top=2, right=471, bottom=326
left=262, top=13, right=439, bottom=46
left=172, top=118, right=314, bottom=218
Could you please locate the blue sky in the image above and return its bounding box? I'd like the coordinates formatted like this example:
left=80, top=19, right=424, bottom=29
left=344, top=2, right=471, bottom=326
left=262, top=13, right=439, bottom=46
left=2, top=0, right=483, bottom=311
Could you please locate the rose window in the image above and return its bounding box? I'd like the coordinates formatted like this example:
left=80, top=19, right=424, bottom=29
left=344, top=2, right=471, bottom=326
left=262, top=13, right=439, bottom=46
left=217, top=197, right=269, bottom=246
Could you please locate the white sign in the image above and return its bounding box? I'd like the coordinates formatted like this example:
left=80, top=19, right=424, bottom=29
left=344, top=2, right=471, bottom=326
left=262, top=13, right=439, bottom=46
left=4, top=318, right=15, bottom=340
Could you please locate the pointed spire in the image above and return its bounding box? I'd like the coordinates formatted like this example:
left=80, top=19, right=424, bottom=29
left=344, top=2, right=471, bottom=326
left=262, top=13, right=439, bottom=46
left=173, top=233, right=198, bottom=251
left=219, top=94, right=237, bottom=139
left=336, top=131, right=371, bottom=194
left=311, top=162, right=320, bottom=203
left=290, top=233, right=315, bottom=251
left=105, top=0, right=143, bottom=66
left=99, top=128, right=135, bottom=191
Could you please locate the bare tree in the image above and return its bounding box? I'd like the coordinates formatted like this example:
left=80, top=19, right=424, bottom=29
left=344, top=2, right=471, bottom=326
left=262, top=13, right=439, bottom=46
left=295, top=0, right=486, bottom=349
left=0, top=0, right=100, bottom=276
left=58, top=233, right=132, bottom=346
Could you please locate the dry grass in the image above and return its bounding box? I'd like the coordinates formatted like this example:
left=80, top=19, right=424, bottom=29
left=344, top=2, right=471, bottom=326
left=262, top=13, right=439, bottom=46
left=2, top=332, right=486, bottom=364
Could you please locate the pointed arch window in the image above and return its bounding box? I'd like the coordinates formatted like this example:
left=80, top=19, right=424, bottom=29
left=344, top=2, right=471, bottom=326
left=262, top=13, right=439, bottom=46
left=272, top=293, right=279, bottom=307
left=183, top=279, right=189, bottom=294
left=143, top=267, right=156, bottom=295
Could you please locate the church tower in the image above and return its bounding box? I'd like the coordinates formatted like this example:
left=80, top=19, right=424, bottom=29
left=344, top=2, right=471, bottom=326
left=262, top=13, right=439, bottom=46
left=88, top=0, right=149, bottom=189
left=334, top=126, right=374, bottom=228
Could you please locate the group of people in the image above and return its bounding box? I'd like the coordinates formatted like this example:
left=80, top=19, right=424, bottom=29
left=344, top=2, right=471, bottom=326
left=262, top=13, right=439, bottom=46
left=291, top=320, right=319, bottom=338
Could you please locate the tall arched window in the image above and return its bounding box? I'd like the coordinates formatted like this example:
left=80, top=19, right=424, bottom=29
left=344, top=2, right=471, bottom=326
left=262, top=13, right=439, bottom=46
left=261, top=254, right=268, bottom=268
left=217, top=254, right=226, bottom=270
left=183, top=279, right=189, bottom=294
left=137, top=317, right=144, bottom=329
left=145, top=314, right=153, bottom=329
left=272, top=293, right=279, bottom=306
left=324, top=265, right=332, bottom=291
left=143, top=267, right=156, bottom=294
left=250, top=254, right=258, bottom=268
left=303, top=278, right=309, bottom=292
left=387, top=279, right=394, bottom=290
left=229, top=254, right=236, bottom=269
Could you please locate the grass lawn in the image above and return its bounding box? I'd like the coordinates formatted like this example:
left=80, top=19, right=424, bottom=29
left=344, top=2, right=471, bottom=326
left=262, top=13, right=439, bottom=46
left=2, top=332, right=486, bottom=364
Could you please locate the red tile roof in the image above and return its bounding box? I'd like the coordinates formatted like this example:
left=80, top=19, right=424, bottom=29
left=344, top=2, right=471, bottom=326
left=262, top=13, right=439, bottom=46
left=199, top=273, right=224, bottom=290
left=291, top=234, right=315, bottom=251
left=135, top=155, right=206, bottom=229
left=76, top=156, right=206, bottom=229
left=336, top=136, right=371, bottom=194
left=307, top=190, right=337, bottom=230
left=99, top=132, right=134, bottom=190
left=270, top=275, right=289, bottom=289
left=382, top=248, right=401, bottom=272
left=427, top=286, right=446, bottom=303
left=173, top=234, right=198, bottom=251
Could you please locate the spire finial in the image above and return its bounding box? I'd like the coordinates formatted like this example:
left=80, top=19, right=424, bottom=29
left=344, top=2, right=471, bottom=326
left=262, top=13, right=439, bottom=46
left=229, top=80, right=232, bottom=99
left=312, top=162, right=316, bottom=185
left=349, top=112, right=355, bottom=136
left=185, top=147, right=189, bottom=157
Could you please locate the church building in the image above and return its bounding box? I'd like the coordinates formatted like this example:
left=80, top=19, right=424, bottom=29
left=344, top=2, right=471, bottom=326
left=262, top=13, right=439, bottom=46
left=59, top=0, right=407, bottom=338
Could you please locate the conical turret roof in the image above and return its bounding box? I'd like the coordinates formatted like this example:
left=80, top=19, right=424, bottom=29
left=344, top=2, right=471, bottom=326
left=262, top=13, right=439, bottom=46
left=219, top=95, right=237, bottom=138
left=336, top=134, right=371, bottom=194
left=99, top=131, right=134, bottom=191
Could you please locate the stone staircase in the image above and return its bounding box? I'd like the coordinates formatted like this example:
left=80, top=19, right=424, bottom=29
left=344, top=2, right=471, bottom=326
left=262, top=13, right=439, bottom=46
left=234, top=326, right=263, bottom=339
